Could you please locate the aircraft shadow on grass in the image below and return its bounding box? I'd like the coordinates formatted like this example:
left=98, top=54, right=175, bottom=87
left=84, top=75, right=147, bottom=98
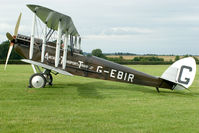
left=51, top=81, right=196, bottom=99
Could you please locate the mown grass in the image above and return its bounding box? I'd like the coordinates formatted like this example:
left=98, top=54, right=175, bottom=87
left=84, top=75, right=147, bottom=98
left=0, top=65, right=199, bottom=133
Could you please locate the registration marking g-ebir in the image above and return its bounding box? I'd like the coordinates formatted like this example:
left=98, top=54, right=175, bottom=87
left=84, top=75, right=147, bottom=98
left=96, top=66, right=135, bottom=82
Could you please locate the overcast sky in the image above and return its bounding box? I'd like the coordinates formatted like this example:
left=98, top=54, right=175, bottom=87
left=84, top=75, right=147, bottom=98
left=0, top=0, right=199, bottom=54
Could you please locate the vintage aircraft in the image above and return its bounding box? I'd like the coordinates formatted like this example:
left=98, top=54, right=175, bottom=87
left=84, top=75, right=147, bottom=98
left=5, top=4, right=196, bottom=92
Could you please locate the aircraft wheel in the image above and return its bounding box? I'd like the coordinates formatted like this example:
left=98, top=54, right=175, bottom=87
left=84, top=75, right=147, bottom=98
left=29, top=73, right=46, bottom=88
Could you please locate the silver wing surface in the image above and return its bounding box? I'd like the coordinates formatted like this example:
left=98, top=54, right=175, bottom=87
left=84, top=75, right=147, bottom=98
left=27, top=4, right=79, bottom=36
left=21, top=59, right=73, bottom=76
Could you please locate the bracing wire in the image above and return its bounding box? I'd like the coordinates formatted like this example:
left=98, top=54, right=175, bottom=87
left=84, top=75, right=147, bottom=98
left=34, top=16, right=47, bottom=40
left=38, top=18, right=44, bottom=37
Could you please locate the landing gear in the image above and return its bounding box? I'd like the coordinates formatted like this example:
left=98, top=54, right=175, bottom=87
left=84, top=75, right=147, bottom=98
left=156, top=87, right=160, bottom=93
left=29, top=73, right=46, bottom=88
left=43, top=73, right=53, bottom=86
left=29, top=66, right=54, bottom=88
left=29, top=73, right=53, bottom=88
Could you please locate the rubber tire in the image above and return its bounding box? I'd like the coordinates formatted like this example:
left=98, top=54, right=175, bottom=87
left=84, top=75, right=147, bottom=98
left=29, top=73, right=46, bottom=88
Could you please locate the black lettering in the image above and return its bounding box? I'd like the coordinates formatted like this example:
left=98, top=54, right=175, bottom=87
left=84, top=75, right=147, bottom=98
left=178, top=65, right=192, bottom=85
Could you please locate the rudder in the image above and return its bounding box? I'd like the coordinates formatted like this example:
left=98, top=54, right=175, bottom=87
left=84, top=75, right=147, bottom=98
left=160, top=57, right=196, bottom=90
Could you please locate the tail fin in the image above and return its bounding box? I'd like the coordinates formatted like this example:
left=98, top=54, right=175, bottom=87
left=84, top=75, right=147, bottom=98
left=160, top=57, right=196, bottom=90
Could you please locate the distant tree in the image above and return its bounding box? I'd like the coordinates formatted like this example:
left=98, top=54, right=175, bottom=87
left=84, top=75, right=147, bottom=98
left=183, top=55, right=199, bottom=62
left=183, top=54, right=192, bottom=58
left=175, top=56, right=180, bottom=61
left=0, top=41, right=22, bottom=60
left=119, top=56, right=123, bottom=60
left=133, top=57, right=140, bottom=61
left=183, top=55, right=188, bottom=58
left=91, top=49, right=106, bottom=59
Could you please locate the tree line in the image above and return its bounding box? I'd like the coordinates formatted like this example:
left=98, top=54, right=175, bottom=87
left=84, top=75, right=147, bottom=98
left=91, top=49, right=199, bottom=65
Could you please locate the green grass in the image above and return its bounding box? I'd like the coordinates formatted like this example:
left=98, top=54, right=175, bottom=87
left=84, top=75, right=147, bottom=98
left=0, top=65, right=199, bottom=133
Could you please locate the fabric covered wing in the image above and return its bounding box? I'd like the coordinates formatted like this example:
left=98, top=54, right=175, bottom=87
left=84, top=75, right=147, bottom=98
left=27, top=4, right=79, bottom=36
left=21, top=59, right=73, bottom=76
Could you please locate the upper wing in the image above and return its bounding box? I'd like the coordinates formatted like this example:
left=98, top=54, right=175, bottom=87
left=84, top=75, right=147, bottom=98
left=27, top=4, right=79, bottom=36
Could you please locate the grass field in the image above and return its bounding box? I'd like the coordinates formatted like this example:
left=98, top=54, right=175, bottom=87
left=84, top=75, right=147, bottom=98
left=0, top=65, right=199, bottom=133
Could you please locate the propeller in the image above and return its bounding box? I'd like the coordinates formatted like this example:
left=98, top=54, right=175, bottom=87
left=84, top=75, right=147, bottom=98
left=6, top=32, right=14, bottom=41
left=4, top=13, right=22, bottom=70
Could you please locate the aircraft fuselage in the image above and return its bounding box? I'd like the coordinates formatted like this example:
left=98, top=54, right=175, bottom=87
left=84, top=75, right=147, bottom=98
left=14, top=34, right=175, bottom=90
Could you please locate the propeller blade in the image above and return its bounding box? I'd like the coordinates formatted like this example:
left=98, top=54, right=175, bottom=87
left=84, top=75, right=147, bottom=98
left=6, top=32, right=14, bottom=41
left=14, top=13, right=22, bottom=37
left=4, top=44, right=14, bottom=70
left=4, top=13, right=21, bottom=70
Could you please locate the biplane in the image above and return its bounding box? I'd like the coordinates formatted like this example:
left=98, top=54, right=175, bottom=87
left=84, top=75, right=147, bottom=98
left=5, top=4, right=196, bottom=92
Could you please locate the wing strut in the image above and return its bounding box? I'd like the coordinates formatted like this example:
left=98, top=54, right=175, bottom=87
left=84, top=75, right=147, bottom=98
left=74, top=36, right=77, bottom=48
left=78, top=37, right=81, bottom=50
left=41, top=24, right=47, bottom=62
left=29, top=12, right=36, bottom=59
left=55, top=20, right=62, bottom=67
left=62, top=32, right=68, bottom=69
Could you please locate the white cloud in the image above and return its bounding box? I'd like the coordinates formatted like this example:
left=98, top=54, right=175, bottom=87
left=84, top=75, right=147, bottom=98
left=154, top=16, right=199, bottom=23
left=83, top=34, right=133, bottom=40
left=0, top=23, right=12, bottom=32
left=84, top=27, right=155, bottom=40
left=106, top=27, right=154, bottom=35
